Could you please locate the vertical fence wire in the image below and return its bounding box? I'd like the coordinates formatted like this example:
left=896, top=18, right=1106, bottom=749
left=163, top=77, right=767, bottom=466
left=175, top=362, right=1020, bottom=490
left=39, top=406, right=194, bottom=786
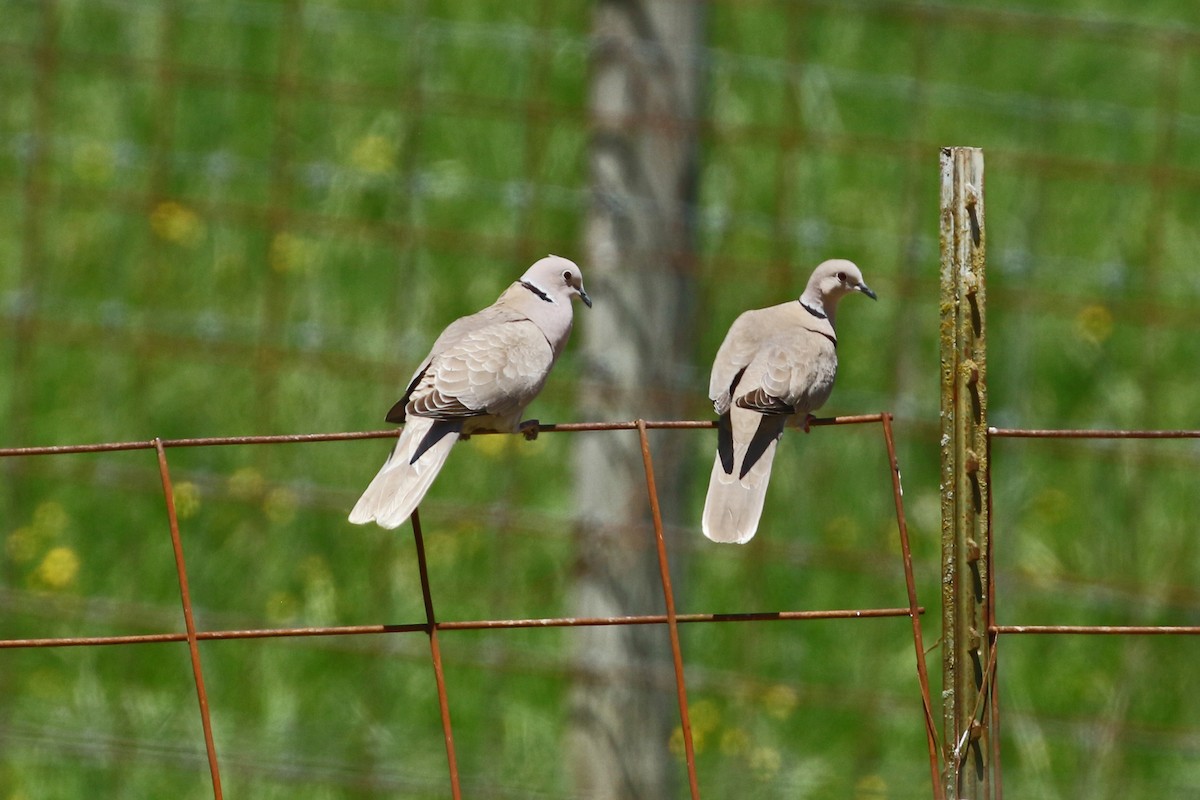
left=410, top=508, right=463, bottom=800
left=636, top=419, right=701, bottom=799
left=882, top=413, right=944, bottom=800
left=985, top=427, right=1002, bottom=800
left=153, top=438, right=224, bottom=800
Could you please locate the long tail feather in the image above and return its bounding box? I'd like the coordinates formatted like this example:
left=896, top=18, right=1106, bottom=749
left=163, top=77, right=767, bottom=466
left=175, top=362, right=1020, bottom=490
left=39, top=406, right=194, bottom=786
left=348, top=417, right=460, bottom=529
left=701, top=413, right=785, bottom=544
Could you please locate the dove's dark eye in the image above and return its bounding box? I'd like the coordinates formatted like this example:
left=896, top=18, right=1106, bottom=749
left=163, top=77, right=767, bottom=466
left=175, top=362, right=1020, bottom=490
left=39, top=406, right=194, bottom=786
left=836, top=271, right=847, bottom=282
left=562, top=269, right=572, bottom=282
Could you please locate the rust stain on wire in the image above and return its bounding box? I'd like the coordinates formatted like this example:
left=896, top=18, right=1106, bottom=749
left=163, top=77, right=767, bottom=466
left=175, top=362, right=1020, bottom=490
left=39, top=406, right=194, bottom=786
left=154, top=439, right=224, bottom=800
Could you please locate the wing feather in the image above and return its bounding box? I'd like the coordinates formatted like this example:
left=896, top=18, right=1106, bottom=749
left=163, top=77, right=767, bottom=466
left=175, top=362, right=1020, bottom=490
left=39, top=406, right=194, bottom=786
left=400, top=319, right=553, bottom=421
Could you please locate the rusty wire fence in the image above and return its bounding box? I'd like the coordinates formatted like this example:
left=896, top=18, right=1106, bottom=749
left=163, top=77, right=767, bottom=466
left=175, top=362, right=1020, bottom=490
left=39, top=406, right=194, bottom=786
left=1, top=415, right=939, bottom=800
left=926, top=422, right=1200, bottom=799
left=939, top=146, right=1200, bottom=800
left=973, top=426, right=1200, bottom=800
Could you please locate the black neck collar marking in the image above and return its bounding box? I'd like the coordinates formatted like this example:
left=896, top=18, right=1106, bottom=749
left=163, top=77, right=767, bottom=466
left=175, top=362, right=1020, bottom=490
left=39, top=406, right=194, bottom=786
left=521, top=281, right=553, bottom=303
left=799, top=300, right=827, bottom=320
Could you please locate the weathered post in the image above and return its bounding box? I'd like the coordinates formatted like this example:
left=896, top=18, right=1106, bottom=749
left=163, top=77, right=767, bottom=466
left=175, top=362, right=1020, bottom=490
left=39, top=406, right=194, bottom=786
left=569, top=2, right=702, bottom=798
left=939, top=147, right=994, bottom=799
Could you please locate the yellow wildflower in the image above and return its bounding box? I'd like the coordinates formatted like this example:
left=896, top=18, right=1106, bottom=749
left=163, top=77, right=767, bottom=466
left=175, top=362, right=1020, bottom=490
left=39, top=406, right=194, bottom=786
left=1076, top=304, right=1114, bottom=345
left=350, top=134, right=395, bottom=175
left=150, top=201, right=204, bottom=246
left=173, top=481, right=201, bottom=520
left=34, top=546, right=80, bottom=590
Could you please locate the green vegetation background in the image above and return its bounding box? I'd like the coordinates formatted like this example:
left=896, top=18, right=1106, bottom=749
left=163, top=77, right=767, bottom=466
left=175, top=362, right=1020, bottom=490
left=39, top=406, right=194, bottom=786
left=2, top=0, right=1199, bottom=797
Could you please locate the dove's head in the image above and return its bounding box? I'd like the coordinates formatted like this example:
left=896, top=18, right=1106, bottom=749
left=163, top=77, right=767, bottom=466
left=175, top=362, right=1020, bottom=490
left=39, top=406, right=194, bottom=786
left=798, top=259, right=875, bottom=327
left=802, top=258, right=875, bottom=306
left=522, top=255, right=592, bottom=308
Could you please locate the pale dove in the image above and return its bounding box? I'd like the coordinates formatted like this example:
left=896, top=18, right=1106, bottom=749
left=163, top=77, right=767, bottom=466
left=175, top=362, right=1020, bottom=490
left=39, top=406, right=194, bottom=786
left=701, top=259, right=876, bottom=543
left=349, top=255, right=591, bottom=529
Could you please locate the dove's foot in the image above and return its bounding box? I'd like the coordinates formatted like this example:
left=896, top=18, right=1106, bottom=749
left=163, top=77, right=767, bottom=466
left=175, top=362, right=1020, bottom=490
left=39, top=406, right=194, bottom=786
left=518, top=419, right=540, bottom=441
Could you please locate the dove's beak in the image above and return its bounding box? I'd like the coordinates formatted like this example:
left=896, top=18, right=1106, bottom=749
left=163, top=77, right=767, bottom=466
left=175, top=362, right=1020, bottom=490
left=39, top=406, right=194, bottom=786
left=859, top=282, right=877, bottom=301
left=578, top=287, right=593, bottom=308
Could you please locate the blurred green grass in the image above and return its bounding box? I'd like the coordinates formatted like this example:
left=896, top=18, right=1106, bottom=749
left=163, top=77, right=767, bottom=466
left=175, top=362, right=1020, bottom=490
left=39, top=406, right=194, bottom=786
left=3, top=0, right=1200, bottom=797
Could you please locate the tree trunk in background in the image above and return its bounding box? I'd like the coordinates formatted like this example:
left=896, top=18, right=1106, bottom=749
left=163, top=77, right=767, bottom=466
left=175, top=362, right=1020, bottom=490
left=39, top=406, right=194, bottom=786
left=569, top=2, right=703, bottom=798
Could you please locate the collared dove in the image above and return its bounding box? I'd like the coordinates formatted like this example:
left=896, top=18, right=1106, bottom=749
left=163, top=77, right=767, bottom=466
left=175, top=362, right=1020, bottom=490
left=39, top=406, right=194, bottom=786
left=701, top=259, right=876, bottom=544
left=349, top=255, right=592, bottom=529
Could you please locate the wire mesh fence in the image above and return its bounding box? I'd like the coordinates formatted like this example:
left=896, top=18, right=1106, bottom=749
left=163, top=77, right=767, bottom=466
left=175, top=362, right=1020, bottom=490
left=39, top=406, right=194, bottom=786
left=939, top=146, right=1200, bottom=798
left=977, top=425, right=1200, bottom=798
left=2, top=415, right=938, bottom=800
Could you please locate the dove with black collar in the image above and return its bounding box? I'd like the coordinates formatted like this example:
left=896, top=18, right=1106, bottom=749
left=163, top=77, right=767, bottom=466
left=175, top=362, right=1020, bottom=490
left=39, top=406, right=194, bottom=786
left=702, top=259, right=876, bottom=543
left=350, top=255, right=592, bottom=529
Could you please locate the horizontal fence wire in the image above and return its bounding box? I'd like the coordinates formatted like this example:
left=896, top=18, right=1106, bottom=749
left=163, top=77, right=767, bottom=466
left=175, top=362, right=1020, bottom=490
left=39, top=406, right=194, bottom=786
left=990, top=428, right=1200, bottom=439
left=0, top=608, right=929, bottom=651
left=992, top=625, right=1200, bottom=635
left=0, top=414, right=942, bottom=800
left=0, top=415, right=893, bottom=456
